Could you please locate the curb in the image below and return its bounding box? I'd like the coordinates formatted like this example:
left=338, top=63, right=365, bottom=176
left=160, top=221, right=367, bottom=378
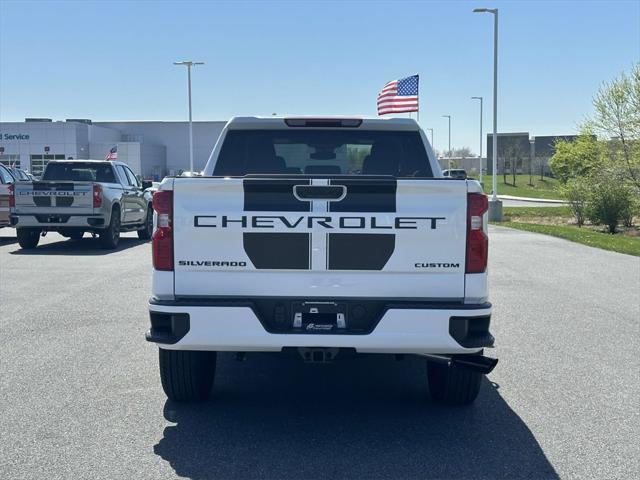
left=497, top=195, right=566, bottom=204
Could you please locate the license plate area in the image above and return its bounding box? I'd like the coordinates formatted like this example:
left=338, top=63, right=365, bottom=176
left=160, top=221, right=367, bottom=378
left=292, top=301, right=346, bottom=333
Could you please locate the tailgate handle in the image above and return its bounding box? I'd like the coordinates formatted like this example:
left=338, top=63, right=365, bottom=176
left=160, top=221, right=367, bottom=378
left=293, top=185, right=346, bottom=202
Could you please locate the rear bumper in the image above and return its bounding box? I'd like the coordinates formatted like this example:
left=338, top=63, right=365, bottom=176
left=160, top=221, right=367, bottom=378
left=11, top=214, right=106, bottom=229
left=146, top=298, right=493, bottom=355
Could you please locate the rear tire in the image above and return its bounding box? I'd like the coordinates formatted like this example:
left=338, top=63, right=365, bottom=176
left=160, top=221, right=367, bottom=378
left=159, top=349, right=217, bottom=402
left=99, top=207, right=120, bottom=249
left=137, top=207, right=153, bottom=240
left=427, top=360, right=483, bottom=405
left=16, top=228, right=40, bottom=249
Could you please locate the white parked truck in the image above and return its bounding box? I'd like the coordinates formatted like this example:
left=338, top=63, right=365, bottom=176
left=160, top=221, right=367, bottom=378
left=146, top=117, right=496, bottom=405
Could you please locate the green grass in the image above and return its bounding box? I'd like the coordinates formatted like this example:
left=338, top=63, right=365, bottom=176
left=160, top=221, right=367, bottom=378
left=503, top=206, right=572, bottom=218
left=480, top=174, right=561, bottom=200
left=495, top=222, right=640, bottom=256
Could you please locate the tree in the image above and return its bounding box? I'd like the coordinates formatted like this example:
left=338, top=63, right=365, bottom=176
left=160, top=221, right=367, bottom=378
left=439, top=147, right=475, bottom=158
left=498, top=137, right=514, bottom=184
left=510, top=150, right=518, bottom=185
left=536, top=155, right=546, bottom=181
left=549, top=133, right=603, bottom=183
left=498, top=137, right=524, bottom=185
left=589, top=63, right=640, bottom=189
left=451, top=147, right=475, bottom=158
left=549, top=65, right=639, bottom=232
left=511, top=142, right=526, bottom=186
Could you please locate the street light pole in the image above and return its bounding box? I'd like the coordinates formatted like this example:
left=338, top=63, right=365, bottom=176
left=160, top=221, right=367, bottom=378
left=473, top=7, right=501, bottom=220
left=471, top=96, right=483, bottom=184
left=174, top=60, right=204, bottom=173
left=442, top=115, right=451, bottom=171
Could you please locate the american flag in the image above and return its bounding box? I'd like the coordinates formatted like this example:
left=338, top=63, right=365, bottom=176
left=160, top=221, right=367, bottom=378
left=377, top=74, right=419, bottom=115
left=105, top=145, right=118, bottom=160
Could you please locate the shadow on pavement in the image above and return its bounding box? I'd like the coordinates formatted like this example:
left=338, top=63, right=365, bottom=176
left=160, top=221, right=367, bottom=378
left=0, top=235, right=18, bottom=245
left=154, top=353, right=558, bottom=480
left=8, top=236, right=147, bottom=255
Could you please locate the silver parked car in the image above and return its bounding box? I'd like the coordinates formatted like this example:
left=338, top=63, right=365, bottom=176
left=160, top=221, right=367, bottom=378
left=11, top=160, right=153, bottom=249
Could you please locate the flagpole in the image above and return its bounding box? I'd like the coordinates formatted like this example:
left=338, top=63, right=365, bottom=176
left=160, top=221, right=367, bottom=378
left=417, top=73, right=420, bottom=122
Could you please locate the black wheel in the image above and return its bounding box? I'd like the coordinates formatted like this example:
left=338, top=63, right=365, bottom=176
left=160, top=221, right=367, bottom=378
left=137, top=206, right=153, bottom=240
left=16, top=228, right=41, bottom=249
left=61, top=230, right=84, bottom=240
left=427, top=361, right=483, bottom=405
left=159, top=349, right=217, bottom=402
left=99, top=207, right=120, bottom=249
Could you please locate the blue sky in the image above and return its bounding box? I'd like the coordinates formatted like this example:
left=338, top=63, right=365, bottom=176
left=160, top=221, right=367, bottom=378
left=1, top=0, right=638, bottom=154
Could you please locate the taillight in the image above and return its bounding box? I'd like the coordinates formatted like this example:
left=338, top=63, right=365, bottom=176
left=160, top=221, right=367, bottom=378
left=8, top=184, right=15, bottom=207
left=466, top=192, right=489, bottom=273
left=93, top=184, right=102, bottom=208
left=152, top=190, right=173, bottom=271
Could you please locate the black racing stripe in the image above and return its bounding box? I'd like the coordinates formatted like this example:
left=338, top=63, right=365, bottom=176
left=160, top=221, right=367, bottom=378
left=56, top=197, right=74, bottom=207
left=33, top=196, right=52, bottom=207
left=243, top=179, right=311, bottom=212
left=327, top=233, right=395, bottom=270
left=328, top=179, right=397, bottom=212
left=243, top=233, right=311, bottom=270
left=32, top=182, right=76, bottom=191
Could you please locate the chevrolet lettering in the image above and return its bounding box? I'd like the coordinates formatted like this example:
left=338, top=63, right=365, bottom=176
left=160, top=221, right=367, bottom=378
left=18, top=191, right=88, bottom=196
left=194, top=215, right=446, bottom=230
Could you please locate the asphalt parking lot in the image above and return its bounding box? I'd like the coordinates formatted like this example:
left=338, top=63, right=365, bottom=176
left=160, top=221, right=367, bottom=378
left=1, top=227, right=638, bottom=479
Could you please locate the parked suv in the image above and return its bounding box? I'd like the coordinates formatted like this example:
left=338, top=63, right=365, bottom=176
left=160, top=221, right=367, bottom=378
left=11, top=160, right=153, bottom=249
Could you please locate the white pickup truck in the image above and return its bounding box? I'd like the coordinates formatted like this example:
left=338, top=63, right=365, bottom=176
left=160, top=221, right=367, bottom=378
left=146, top=117, right=496, bottom=405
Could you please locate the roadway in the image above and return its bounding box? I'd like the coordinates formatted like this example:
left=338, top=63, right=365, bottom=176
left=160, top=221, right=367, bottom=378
left=1, top=227, right=638, bottom=479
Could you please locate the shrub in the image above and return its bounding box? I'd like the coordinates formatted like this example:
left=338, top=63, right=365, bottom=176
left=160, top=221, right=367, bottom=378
left=621, top=192, right=640, bottom=228
left=561, top=178, right=590, bottom=227
left=586, top=176, right=634, bottom=233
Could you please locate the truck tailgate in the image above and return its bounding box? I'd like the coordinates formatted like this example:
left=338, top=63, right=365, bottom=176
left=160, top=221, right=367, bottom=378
left=172, top=177, right=468, bottom=299
left=14, top=181, right=94, bottom=215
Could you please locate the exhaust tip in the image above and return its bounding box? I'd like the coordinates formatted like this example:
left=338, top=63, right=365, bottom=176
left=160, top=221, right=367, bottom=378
left=452, top=355, right=498, bottom=374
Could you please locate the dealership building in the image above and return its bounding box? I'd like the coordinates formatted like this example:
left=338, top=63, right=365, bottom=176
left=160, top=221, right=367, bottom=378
left=1, top=118, right=579, bottom=180
left=0, top=118, right=226, bottom=179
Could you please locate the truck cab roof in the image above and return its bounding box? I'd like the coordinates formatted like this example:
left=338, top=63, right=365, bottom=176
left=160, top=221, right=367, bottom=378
left=45, top=159, right=126, bottom=165
left=225, top=116, right=421, bottom=131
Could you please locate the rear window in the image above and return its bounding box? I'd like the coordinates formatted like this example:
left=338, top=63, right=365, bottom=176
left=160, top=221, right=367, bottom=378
left=214, top=130, right=432, bottom=177
left=42, top=163, right=117, bottom=183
